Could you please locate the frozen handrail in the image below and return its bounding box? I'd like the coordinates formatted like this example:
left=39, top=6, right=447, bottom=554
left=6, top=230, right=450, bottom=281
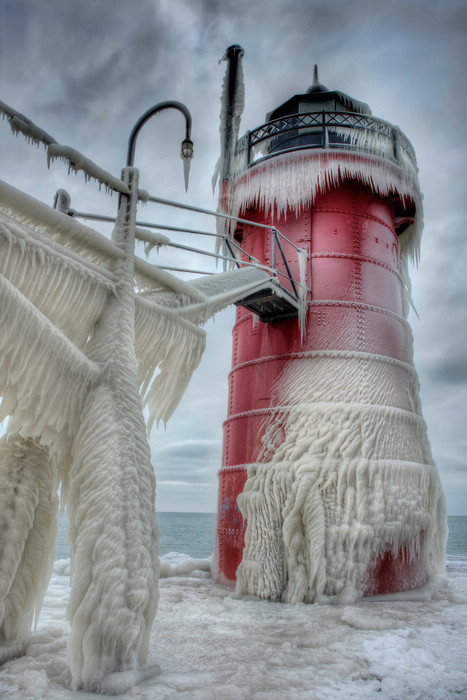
left=64, top=194, right=310, bottom=303
left=0, top=99, right=57, bottom=147
left=67, top=210, right=308, bottom=302
left=70, top=205, right=306, bottom=256
left=143, top=193, right=299, bottom=243
left=0, top=100, right=129, bottom=194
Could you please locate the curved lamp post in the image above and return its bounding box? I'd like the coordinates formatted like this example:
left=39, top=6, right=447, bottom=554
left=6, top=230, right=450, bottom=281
left=126, top=100, right=193, bottom=190
left=70, top=100, right=195, bottom=688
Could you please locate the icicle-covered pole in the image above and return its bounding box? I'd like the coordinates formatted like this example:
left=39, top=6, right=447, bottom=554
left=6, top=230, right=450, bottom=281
left=215, top=45, right=245, bottom=258
left=64, top=101, right=197, bottom=691
left=65, top=166, right=160, bottom=692
left=219, top=45, right=245, bottom=183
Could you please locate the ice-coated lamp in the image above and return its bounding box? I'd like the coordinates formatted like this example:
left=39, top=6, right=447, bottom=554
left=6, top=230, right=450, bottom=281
left=126, top=100, right=193, bottom=168
left=181, top=138, right=194, bottom=160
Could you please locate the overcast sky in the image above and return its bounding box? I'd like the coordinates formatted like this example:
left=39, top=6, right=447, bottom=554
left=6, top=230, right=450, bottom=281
left=0, top=0, right=466, bottom=514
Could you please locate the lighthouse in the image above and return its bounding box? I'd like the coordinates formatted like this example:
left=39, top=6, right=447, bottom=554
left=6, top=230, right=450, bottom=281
left=213, top=48, right=447, bottom=602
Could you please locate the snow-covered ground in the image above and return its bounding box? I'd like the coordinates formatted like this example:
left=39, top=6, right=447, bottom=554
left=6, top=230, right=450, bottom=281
left=1, top=553, right=466, bottom=699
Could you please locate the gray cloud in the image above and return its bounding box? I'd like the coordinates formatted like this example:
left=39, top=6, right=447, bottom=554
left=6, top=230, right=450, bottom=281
left=0, top=0, right=465, bottom=513
left=424, top=357, right=467, bottom=387
left=153, top=439, right=222, bottom=478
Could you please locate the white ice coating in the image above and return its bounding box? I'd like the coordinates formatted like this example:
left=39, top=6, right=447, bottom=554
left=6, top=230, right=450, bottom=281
left=47, top=144, right=130, bottom=195
left=227, top=149, right=423, bottom=264
left=0, top=272, right=101, bottom=457
left=0, top=100, right=57, bottom=148
left=0, top=171, right=159, bottom=689
left=134, top=227, right=171, bottom=255
left=0, top=435, right=58, bottom=641
left=59, top=168, right=160, bottom=689
left=214, top=47, right=246, bottom=247
left=0, top=101, right=129, bottom=195
left=66, top=360, right=159, bottom=690
left=0, top=179, right=125, bottom=266
left=0, top=173, right=285, bottom=689
left=236, top=352, right=447, bottom=603
left=219, top=52, right=245, bottom=180
left=212, top=47, right=246, bottom=193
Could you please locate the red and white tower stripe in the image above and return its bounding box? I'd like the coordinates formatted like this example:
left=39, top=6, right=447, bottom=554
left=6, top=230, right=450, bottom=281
left=214, top=53, right=446, bottom=602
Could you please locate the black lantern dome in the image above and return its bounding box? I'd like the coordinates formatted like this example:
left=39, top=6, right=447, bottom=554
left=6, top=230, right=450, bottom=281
left=266, top=65, right=371, bottom=121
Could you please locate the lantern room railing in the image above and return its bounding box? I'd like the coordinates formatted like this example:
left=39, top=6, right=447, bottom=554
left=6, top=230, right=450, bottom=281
left=235, top=110, right=417, bottom=176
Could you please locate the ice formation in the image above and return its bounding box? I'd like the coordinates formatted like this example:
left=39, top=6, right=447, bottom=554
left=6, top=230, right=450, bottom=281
left=0, top=101, right=129, bottom=196
left=0, top=434, right=58, bottom=641
left=0, top=171, right=161, bottom=689
left=0, top=99, right=57, bottom=149
left=226, top=150, right=423, bottom=264
left=236, top=351, right=447, bottom=603
left=0, top=165, right=280, bottom=688
left=47, top=144, right=130, bottom=195
left=214, top=45, right=246, bottom=247
left=218, top=45, right=245, bottom=184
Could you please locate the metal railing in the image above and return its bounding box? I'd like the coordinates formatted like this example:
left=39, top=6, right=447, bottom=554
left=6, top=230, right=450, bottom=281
left=235, top=110, right=417, bottom=173
left=220, top=227, right=305, bottom=301
left=67, top=194, right=308, bottom=303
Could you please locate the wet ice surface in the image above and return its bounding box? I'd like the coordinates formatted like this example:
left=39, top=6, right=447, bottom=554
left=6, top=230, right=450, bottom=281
left=1, top=555, right=466, bottom=699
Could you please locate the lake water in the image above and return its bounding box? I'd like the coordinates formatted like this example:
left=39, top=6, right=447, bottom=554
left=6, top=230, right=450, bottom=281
left=55, top=512, right=467, bottom=561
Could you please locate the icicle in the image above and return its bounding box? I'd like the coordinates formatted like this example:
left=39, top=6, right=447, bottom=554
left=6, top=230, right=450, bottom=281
left=296, top=247, right=308, bottom=300
left=134, top=267, right=275, bottom=428
left=333, top=125, right=396, bottom=161
left=218, top=44, right=245, bottom=184
left=0, top=100, right=57, bottom=148
left=228, top=150, right=423, bottom=264
left=215, top=45, right=246, bottom=253
left=134, top=297, right=207, bottom=429
left=0, top=434, right=59, bottom=642
left=47, top=144, right=129, bottom=195
left=0, top=213, right=114, bottom=347
left=134, top=228, right=170, bottom=257
left=0, top=273, right=99, bottom=451
left=183, top=156, right=191, bottom=192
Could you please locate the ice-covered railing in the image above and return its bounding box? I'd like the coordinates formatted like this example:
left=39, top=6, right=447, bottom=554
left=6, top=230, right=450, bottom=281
left=0, top=98, right=306, bottom=307
left=141, top=195, right=308, bottom=306
left=68, top=191, right=309, bottom=309
left=0, top=100, right=129, bottom=194
left=234, top=110, right=417, bottom=179
left=0, top=98, right=307, bottom=308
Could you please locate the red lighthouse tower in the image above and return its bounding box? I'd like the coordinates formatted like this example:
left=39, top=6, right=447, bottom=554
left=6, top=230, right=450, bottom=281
left=214, top=50, right=447, bottom=602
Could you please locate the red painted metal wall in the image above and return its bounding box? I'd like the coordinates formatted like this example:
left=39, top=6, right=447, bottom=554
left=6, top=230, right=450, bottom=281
left=216, top=180, right=419, bottom=592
